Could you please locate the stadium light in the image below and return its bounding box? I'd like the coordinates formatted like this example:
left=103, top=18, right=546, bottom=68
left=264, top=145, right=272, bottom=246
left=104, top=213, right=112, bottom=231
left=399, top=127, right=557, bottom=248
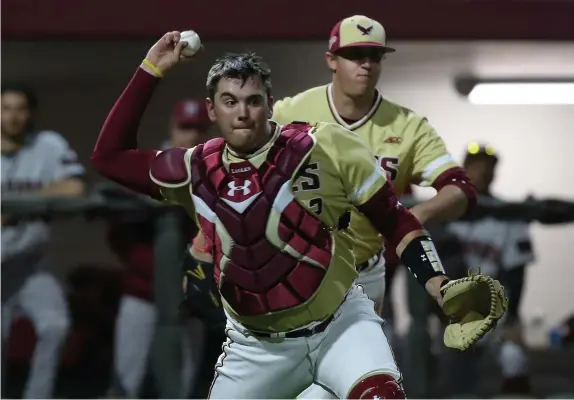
left=455, top=77, right=574, bottom=105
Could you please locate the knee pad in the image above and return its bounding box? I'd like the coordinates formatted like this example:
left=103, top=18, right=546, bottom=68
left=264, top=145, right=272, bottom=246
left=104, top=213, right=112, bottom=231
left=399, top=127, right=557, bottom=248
left=348, top=373, right=406, bottom=399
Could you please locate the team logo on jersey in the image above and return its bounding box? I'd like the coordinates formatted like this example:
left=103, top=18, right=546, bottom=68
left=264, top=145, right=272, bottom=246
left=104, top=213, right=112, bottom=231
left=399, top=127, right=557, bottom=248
left=384, top=136, right=403, bottom=144
left=357, top=24, right=373, bottom=36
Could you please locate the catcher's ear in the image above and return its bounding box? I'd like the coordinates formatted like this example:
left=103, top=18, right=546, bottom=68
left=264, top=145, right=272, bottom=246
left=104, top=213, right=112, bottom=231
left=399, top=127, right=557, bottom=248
left=206, top=97, right=216, bottom=122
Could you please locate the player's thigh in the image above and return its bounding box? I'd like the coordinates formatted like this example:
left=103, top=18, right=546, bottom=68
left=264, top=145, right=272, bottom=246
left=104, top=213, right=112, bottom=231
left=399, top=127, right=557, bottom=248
left=209, top=326, right=312, bottom=399
left=115, top=295, right=156, bottom=363
left=315, top=286, right=401, bottom=398
left=18, top=272, right=70, bottom=334
left=355, top=260, right=386, bottom=311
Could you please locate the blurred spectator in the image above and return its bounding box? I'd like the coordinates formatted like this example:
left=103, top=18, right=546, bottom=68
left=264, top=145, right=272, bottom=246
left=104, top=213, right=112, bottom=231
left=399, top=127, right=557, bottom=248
left=558, top=315, right=574, bottom=345
left=108, top=99, right=212, bottom=398
left=167, top=98, right=214, bottom=148
left=1, top=82, right=86, bottom=398
left=444, top=142, right=535, bottom=396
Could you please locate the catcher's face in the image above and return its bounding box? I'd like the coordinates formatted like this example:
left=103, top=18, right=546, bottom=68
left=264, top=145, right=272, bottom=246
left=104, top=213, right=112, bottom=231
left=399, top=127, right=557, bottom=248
left=206, top=76, right=274, bottom=154
left=326, top=47, right=384, bottom=96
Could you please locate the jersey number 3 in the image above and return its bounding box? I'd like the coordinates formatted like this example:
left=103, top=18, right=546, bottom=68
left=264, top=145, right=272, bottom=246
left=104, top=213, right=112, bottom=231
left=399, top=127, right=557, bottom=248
left=293, top=163, right=323, bottom=215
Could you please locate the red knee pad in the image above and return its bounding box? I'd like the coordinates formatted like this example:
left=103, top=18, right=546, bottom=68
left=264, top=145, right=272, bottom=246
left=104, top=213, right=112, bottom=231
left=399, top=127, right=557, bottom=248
left=348, top=373, right=406, bottom=399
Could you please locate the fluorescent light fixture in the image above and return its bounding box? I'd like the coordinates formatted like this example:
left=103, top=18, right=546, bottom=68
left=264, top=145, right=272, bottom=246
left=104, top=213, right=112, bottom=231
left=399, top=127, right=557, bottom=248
left=468, top=82, right=574, bottom=105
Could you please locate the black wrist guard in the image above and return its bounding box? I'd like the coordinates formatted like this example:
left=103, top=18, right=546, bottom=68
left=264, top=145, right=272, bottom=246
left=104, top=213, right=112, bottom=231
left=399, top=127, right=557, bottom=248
left=400, top=236, right=446, bottom=288
left=180, top=248, right=226, bottom=330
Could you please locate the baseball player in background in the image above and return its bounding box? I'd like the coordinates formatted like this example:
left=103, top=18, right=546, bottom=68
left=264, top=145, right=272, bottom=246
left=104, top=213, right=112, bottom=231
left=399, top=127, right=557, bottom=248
left=272, top=15, right=477, bottom=313
left=271, top=16, right=477, bottom=398
left=91, top=31, right=466, bottom=399
left=445, top=142, right=534, bottom=395
left=108, top=99, right=212, bottom=398
left=1, top=83, right=86, bottom=398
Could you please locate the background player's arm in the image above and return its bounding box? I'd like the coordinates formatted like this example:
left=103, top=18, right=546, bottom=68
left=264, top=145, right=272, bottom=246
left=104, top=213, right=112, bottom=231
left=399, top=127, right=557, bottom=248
left=38, top=134, right=86, bottom=197
left=271, top=97, right=293, bottom=125
left=333, top=128, right=449, bottom=301
left=408, top=119, right=477, bottom=224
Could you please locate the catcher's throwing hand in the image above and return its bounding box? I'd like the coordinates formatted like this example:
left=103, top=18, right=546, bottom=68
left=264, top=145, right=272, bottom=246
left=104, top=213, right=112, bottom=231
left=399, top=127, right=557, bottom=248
left=440, top=270, right=508, bottom=351
left=141, top=31, right=203, bottom=77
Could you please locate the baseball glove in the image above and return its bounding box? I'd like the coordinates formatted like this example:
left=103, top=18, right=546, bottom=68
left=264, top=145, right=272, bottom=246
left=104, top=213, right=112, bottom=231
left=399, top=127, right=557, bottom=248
left=441, top=269, right=508, bottom=351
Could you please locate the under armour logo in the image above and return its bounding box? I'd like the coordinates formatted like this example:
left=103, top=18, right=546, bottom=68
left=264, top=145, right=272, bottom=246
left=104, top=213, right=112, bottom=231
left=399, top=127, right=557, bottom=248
left=227, top=180, right=252, bottom=196
left=357, top=24, right=373, bottom=35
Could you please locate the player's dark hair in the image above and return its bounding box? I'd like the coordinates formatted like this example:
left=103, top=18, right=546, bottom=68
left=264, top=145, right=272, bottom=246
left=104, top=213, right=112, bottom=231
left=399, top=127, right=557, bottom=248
left=1, top=82, right=39, bottom=111
left=463, top=153, right=498, bottom=168
left=206, top=52, right=272, bottom=100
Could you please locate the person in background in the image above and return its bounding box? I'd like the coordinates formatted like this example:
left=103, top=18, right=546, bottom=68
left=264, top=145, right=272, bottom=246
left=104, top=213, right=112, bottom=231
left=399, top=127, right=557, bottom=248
left=1, top=83, right=86, bottom=399
left=108, top=99, right=212, bottom=398
left=162, top=98, right=214, bottom=149
left=271, top=16, right=477, bottom=398
left=445, top=142, right=534, bottom=396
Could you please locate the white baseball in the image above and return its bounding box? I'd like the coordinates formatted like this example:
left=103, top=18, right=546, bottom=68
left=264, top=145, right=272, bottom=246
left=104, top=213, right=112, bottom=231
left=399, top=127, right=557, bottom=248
left=180, top=30, right=201, bottom=57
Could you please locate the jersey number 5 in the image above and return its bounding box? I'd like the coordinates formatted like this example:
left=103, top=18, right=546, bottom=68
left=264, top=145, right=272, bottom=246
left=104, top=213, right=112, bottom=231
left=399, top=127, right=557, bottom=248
left=375, top=156, right=400, bottom=181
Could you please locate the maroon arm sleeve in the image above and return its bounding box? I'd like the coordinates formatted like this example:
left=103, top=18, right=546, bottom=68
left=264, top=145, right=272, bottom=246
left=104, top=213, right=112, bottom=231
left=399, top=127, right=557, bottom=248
left=91, top=67, right=162, bottom=199
left=357, top=181, right=424, bottom=256
left=432, top=166, right=478, bottom=212
left=358, top=181, right=449, bottom=287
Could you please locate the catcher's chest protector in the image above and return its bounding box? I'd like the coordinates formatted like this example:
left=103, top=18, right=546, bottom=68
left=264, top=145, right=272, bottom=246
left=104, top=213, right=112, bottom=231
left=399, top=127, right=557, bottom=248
left=190, top=124, right=333, bottom=316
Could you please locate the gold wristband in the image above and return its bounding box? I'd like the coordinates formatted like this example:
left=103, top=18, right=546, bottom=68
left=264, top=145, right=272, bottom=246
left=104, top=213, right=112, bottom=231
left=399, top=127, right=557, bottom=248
left=142, top=58, right=164, bottom=78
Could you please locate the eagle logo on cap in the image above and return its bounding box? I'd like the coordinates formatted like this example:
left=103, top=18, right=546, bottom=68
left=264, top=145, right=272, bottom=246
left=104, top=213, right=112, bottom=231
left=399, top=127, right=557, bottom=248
left=356, top=24, right=373, bottom=35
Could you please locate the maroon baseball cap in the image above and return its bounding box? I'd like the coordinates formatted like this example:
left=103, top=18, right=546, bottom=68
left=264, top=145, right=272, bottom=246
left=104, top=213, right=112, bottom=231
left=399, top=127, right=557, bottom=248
left=172, top=99, right=211, bottom=127
left=329, top=15, right=395, bottom=54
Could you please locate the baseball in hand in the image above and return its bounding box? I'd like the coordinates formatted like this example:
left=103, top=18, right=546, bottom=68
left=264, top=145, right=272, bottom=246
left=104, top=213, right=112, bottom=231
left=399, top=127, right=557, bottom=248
left=180, top=30, right=202, bottom=57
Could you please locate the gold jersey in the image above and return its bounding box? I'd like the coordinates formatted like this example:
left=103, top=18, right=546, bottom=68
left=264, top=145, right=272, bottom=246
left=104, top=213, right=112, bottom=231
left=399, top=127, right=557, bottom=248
left=273, top=84, right=460, bottom=263
left=157, top=122, right=389, bottom=331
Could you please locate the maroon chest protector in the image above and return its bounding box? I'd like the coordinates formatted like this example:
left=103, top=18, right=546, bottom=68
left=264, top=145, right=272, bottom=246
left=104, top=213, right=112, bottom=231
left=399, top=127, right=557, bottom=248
left=190, top=124, right=333, bottom=316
